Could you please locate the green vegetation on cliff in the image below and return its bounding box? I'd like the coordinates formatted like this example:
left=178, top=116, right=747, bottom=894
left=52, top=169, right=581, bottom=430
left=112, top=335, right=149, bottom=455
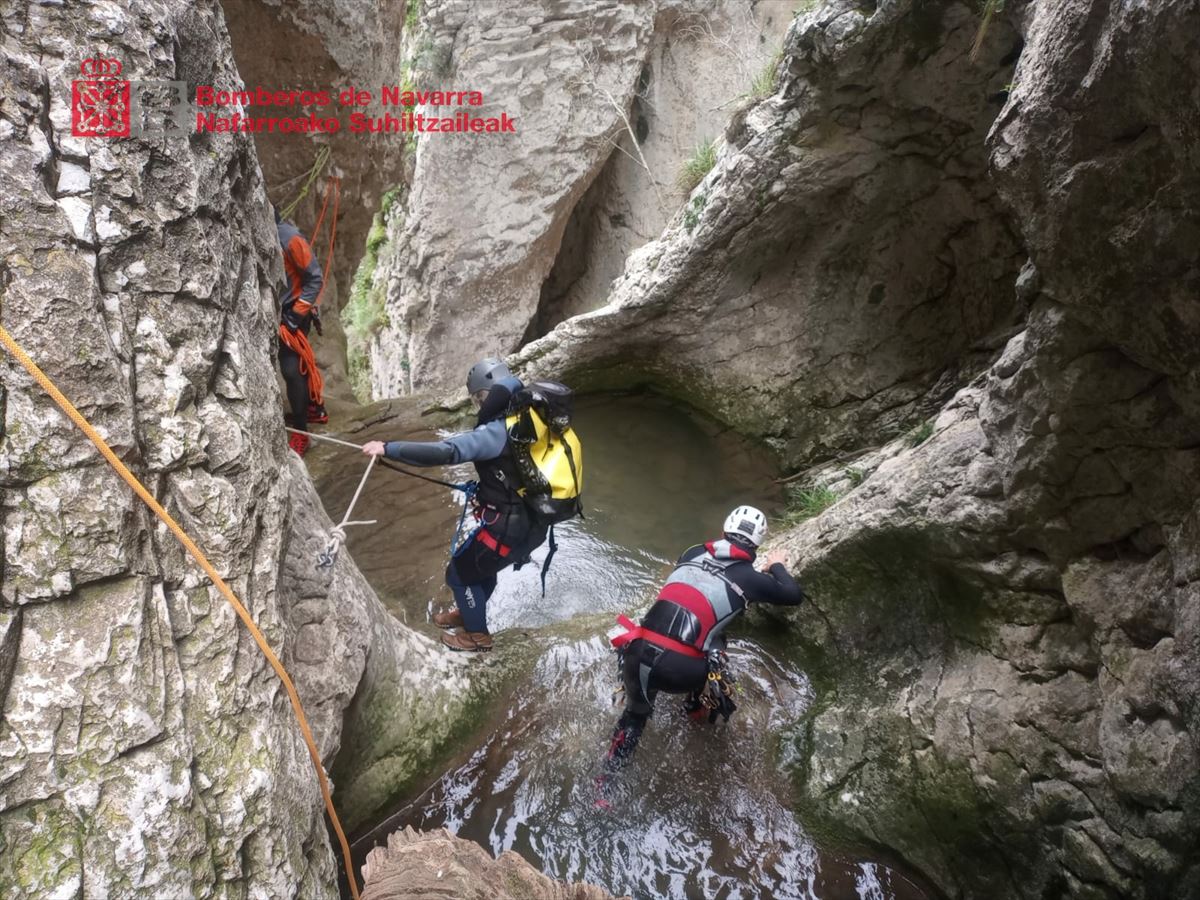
left=345, top=186, right=403, bottom=402
left=676, top=138, right=717, bottom=194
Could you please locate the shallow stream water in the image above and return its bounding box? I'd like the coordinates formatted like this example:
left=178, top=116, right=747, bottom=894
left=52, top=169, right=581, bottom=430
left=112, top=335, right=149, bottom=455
left=311, top=394, right=931, bottom=900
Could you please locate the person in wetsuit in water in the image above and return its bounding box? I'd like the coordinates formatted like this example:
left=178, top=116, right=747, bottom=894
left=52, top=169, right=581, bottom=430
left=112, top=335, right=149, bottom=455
left=362, top=357, right=547, bottom=652
left=598, top=505, right=805, bottom=801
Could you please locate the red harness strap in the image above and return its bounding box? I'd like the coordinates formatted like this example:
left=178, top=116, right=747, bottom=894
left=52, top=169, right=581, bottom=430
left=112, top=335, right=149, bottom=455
left=475, top=527, right=511, bottom=558
left=610, top=614, right=705, bottom=659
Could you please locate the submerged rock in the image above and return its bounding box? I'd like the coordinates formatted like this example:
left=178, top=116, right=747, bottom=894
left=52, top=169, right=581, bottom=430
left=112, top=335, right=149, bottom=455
left=360, top=827, right=626, bottom=900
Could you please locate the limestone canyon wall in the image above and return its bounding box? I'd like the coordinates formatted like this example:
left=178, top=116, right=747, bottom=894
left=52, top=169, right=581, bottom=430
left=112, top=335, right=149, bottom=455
left=757, top=1, right=1200, bottom=898
left=363, top=0, right=800, bottom=399
left=0, top=2, right=473, bottom=896
left=512, top=0, right=1025, bottom=468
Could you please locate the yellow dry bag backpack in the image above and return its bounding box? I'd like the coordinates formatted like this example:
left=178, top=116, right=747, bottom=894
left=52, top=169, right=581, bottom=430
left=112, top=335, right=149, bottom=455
left=505, top=381, right=583, bottom=526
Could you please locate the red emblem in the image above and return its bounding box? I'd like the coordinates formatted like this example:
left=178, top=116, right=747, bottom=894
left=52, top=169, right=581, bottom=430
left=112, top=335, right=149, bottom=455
left=71, top=57, right=130, bottom=137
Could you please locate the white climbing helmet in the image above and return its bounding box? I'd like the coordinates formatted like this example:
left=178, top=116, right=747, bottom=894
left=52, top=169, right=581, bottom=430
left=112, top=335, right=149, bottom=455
left=723, top=505, right=768, bottom=547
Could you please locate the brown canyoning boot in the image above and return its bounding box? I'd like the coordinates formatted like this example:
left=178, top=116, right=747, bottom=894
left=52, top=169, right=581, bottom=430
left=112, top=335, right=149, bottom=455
left=431, top=608, right=464, bottom=630
left=440, top=630, right=494, bottom=653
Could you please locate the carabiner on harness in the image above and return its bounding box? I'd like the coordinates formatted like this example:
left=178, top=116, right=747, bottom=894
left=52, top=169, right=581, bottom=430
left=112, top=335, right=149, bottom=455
left=698, top=650, right=737, bottom=722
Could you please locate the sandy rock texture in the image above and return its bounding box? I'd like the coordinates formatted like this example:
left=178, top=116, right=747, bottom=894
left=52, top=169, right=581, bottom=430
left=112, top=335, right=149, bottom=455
left=360, top=827, right=626, bottom=900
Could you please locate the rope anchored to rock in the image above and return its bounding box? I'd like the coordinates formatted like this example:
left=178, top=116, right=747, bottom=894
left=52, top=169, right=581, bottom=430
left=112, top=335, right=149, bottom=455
left=287, top=427, right=474, bottom=490
left=318, top=453, right=377, bottom=569
left=286, top=427, right=476, bottom=569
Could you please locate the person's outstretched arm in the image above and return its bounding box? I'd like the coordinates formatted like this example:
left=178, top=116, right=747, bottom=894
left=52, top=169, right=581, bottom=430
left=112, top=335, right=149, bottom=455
left=740, top=550, right=805, bottom=606
left=360, top=419, right=506, bottom=467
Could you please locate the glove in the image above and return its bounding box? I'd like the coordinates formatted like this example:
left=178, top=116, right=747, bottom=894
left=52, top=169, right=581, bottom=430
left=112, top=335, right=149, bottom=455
left=281, top=306, right=307, bottom=332
left=311, top=305, right=324, bottom=337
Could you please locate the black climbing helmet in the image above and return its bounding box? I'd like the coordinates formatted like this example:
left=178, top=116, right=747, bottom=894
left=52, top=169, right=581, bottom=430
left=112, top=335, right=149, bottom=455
left=466, top=357, right=511, bottom=396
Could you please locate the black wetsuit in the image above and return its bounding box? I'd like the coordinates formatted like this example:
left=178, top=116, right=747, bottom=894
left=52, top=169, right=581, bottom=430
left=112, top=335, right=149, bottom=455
left=382, top=378, right=546, bottom=633
left=604, top=539, right=804, bottom=773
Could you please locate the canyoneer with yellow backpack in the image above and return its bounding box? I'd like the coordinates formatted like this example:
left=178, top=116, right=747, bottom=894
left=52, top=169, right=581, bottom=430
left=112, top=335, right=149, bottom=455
left=362, top=358, right=583, bottom=652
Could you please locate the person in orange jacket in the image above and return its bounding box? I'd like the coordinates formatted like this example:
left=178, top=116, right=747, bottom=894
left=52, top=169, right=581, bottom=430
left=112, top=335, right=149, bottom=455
left=275, top=205, right=327, bottom=455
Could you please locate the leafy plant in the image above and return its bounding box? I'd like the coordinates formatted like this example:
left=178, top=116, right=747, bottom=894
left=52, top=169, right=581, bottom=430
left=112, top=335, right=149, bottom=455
left=676, top=138, right=717, bottom=193
left=405, top=0, right=420, bottom=31
left=380, top=186, right=402, bottom=218
left=683, top=191, right=708, bottom=233
left=783, top=483, right=839, bottom=526
left=905, top=421, right=934, bottom=447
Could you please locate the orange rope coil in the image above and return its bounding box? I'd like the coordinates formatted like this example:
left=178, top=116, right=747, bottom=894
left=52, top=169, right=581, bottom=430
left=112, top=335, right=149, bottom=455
left=279, top=324, right=326, bottom=407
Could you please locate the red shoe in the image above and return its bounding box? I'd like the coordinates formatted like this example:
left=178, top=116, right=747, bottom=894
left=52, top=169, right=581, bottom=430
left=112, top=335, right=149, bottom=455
left=307, top=403, right=328, bottom=424
left=593, top=774, right=615, bottom=810
left=288, top=432, right=311, bottom=456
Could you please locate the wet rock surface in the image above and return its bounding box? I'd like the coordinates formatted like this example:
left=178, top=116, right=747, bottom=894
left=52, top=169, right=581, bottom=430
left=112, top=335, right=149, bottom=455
left=513, top=0, right=1025, bottom=468
left=3, top=0, right=1198, bottom=898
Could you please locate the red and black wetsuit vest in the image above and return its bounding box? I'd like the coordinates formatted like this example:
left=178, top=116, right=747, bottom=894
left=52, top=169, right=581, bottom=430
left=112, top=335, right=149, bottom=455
left=613, top=540, right=752, bottom=659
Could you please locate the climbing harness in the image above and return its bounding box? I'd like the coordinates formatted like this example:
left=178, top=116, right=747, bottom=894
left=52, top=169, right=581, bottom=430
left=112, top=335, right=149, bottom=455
left=0, top=325, right=361, bottom=900
left=698, top=650, right=738, bottom=724
left=317, top=454, right=377, bottom=570
left=449, top=481, right=481, bottom=557
left=610, top=614, right=706, bottom=659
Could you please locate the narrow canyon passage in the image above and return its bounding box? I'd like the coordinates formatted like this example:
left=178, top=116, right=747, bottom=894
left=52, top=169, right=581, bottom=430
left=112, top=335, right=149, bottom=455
left=310, top=393, right=933, bottom=900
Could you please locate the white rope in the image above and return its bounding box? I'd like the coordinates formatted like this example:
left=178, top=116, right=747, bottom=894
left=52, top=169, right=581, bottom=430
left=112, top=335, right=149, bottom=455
left=317, top=454, right=378, bottom=569
left=286, top=426, right=364, bottom=452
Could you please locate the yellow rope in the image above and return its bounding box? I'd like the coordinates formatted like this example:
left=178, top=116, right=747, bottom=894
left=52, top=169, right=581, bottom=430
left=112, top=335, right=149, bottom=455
left=0, top=324, right=361, bottom=900
left=279, top=146, right=331, bottom=221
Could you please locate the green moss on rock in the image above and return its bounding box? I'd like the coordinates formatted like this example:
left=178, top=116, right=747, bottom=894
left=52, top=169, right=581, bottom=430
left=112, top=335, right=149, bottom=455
left=345, top=187, right=406, bottom=403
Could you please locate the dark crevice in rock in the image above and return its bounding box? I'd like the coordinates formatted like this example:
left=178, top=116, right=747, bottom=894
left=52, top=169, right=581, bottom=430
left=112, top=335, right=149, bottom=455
left=520, top=142, right=628, bottom=348
left=0, top=607, right=23, bottom=713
